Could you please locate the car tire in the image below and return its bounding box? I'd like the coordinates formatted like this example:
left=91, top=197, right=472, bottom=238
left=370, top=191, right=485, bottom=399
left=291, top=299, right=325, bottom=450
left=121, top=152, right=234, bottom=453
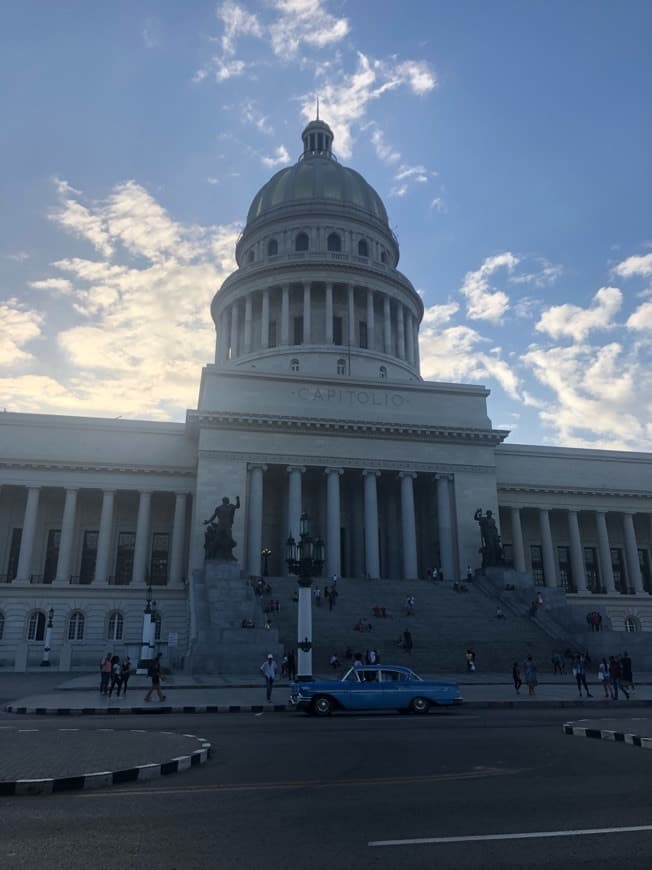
left=410, top=696, right=430, bottom=714
left=312, top=695, right=333, bottom=716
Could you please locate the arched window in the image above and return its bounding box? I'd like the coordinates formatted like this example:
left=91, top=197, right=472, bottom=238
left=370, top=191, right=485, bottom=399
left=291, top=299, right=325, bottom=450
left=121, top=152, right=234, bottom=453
left=108, top=611, right=124, bottom=641
left=379, top=365, right=387, bottom=379
left=290, top=358, right=300, bottom=372
left=27, top=610, right=46, bottom=641
left=152, top=610, right=162, bottom=642
left=68, top=610, right=85, bottom=641
left=0, top=611, right=4, bottom=640
left=327, top=232, right=342, bottom=252
left=295, top=232, right=309, bottom=252
left=358, top=239, right=369, bottom=257
left=625, top=616, right=640, bottom=633
left=267, top=238, right=278, bottom=256
left=337, top=358, right=346, bottom=376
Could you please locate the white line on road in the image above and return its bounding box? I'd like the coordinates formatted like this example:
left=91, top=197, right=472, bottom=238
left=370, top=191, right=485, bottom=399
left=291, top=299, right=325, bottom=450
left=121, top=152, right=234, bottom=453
left=369, top=824, right=652, bottom=847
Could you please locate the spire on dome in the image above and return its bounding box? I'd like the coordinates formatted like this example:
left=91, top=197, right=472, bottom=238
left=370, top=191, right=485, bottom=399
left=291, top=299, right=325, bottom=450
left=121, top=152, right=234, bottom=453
left=316, top=96, right=319, bottom=120
left=301, top=115, right=334, bottom=159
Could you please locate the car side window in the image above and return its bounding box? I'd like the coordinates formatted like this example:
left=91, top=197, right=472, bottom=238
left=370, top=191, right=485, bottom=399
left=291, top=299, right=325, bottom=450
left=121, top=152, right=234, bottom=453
left=360, top=670, right=378, bottom=682
left=381, top=670, right=399, bottom=681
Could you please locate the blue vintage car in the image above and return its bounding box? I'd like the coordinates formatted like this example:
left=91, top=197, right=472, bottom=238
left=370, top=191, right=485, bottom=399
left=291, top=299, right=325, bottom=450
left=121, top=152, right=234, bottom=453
left=289, top=665, right=462, bottom=715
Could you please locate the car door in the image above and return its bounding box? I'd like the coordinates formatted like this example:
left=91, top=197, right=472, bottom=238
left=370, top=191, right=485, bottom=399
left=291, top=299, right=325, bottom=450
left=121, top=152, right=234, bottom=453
left=345, top=669, right=383, bottom=709
left=380, top=669, right=407, bottom=708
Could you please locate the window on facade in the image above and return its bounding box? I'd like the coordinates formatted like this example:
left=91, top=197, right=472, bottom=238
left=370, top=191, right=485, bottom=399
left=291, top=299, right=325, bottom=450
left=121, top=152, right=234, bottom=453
left=337, top=358, right=346, bottom=376
left=625, top=616, right=640, bottom=632
left=502, top=543, right=513, bottom=567
left=27, top=610, right=46, bottom=641
left=43, top=529, right=61, bottom=583
left=359, top=321, right=368, bottom=349
left=108, top=611, right=124, bottom=641
left=557, top=546, right=574, bottom=592
left=611, top=548, right=624, bottom=593
left=153, top=610, right=162, bottom=641
left=0, top=611, right=4, bottom=640
left=639, top=549, right=652, bottom=594
left=381, top=251, right=387, bottom=264
left=247, top=250, right=255, bottom=263
left=358, top=239, right=369, bottom=257
left=293, top=316, right=304, bottom=345
left=267, top=239, right=278, bottom=256
left=295, top=232, right=309, bottom=252
left=150, top=533, right=169, bottom=585
left=327, top=232, right=342, bottom=252
left=79, top=531, right=98, bottom=584
left=115, top=533, right=135, bottom=585
left=68, top=610, right=85, bottom=641
left=584, top=546, right=601, bottom=593
left=379, top=366, right=387, bottom=379
left=268, top=320, right=278, bottom=348
left=290, top=358, right=300, bottom=372
left=333, top=316, right=343, bottom=346
left=7, top=528, right=22, bottom=581
left=530, top=545, right=545, bottom=586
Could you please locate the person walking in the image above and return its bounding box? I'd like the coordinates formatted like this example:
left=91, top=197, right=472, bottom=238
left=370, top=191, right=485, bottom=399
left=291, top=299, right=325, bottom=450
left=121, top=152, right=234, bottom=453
left=108, top=654, right=122, bottom=698
left=260, top=653, right=277, bottom=701
left=287, top=650, right=296, bottom=682
left=403, top=628, right=413, bottom=653
left=573, top=654, right=592, bottom=698
left=120, top=655, right=131, bottom=697
left=99, top=652, right=112, bottom=695
left=523, top=655, right=538, bottom=696
left=330, top=585, right=338, bottom=609
left=621, top=651, right=634, bottom=694
left=314, top=586, right=321, bottom=607
left=512, top=661, right=522, bottom=694
left=144, top=653, right=166, bottom=703
left=608, top=655, right=629, bottom=700
left=598, top=658, right=610, bottom=698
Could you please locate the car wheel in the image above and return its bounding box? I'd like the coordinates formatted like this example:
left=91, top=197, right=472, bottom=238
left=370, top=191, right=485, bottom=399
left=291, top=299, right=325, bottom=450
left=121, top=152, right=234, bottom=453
left=410, top=696, right=430, bottom=714
left=312, top=695, right=333, bottom=716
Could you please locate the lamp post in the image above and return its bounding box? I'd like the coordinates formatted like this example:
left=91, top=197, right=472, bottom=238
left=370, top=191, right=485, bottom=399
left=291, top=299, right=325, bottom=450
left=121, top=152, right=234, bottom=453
left=261, top=547, right=272, bottom=577
left=41, top=608, right=54, bottom=667
left=137, top=584, right=157, bottom=674
left=285, top=513, right=324, bottom=681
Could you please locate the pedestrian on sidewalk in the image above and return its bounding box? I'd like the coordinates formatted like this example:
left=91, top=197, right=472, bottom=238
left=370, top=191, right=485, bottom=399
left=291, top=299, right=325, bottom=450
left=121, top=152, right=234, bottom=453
left=598, top=658, right=609, bottom=698
left=260, top=653, right=277, bottom=701
left=512, top=661, right=522, bottom=694
left=314, top=586, right=321, bottom=607
left=523, top=655, right=538, bottom=696
left=608, top=656, right=629, bottom=700
left=108, top=655, right=122, bottom=698
left=99, top=652, right=112, bottom=695
left=144, top=653, right=166, bottom=703
left=120, top=655, right=131, bottom=696
left=621, top=651, right=634, bottom=694
left=330, top=585, right=338, bottom=609
left=573, top=654, right=592, bottom=698
left=287, top=650, right=296, bottom=682
left=403, top=628, right=413, bottom=653
left=551, top=652, right=563, bottom=675
left=405, top=594, right=415, bottom=616
left=466, top=565, right=474, bottom=582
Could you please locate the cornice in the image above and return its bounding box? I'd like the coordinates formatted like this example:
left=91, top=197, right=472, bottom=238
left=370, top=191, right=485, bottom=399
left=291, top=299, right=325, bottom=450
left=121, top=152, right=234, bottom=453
left=0, top=459, right=195, bottom=477
left=498, top=483, right=652, bottom=501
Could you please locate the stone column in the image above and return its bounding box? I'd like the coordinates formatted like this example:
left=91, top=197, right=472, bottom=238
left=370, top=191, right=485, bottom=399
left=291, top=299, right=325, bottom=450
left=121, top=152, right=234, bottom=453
left=169, top=493, right=188, bottom=585
left=623, top=512, right=644, bottom=593
left=595, top=511, right=615, bottom=594
left=511, top=507, right=526, bottom=573
left=383, top=295, right=392, bottom=354
left=54, top=488, right=78, bottom=584
left=436, top=475, right=455, bottom=581
left=405, top=312, right=415, bottom=365
left=244, top=294, right=253, bottom=353
left=217, top=312, right=228, bottom=362
left=347, top=284, right=355, bottom=346
left=325, top=468, right=343, bottom=578
left=15, top=486, right=41, bottom=583
left=281, top=284, right=290, bottom=345
left=397, top=305, right=406, bottom=360
left=362, top=470, right=380, bottom=579
left=366, top=288, right=375, bottom=351
left=287, top=466, right=305, bottom=543
left=567, top=510, right=587, bottom=592
left=132, top=491, right=152, bottom=586
left=229, top=302, right=239, bottom=359
left=247, top=464, right=267, bottom=577
left=413, top=318, right=421, bottom=371
left=538, top=508, right=557, bottom=588
left=399, top=472, right=418, bottom=579
left=94, top=489, right=115, bottom=584
left=261, top=288, right=270, bottom=349
left=326, top=283, right=333, bottom=343
left=303, top=283, right=312, bottom=344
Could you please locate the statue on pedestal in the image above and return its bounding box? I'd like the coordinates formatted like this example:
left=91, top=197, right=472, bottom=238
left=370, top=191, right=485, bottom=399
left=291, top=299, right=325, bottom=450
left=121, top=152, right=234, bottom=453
left=474, top=508, right=504, bottom=569
left=204, top=496, right=240, bottom=561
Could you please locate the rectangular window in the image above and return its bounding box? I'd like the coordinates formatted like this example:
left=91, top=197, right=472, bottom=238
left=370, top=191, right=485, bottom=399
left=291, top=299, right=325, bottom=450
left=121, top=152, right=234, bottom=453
left=293, top=316, right=304, bottom=345
left=557, top=545, right=573, bottom=592
left=115, top=532, right=135, bottom=585
left=359, top=321, right=368, bottom=349
left=611, top=547, right=624, bottom=593
left=502, top=543, right=513, bottom=567
left=530, top=545, right=545, bottom=586
left=79, top=531, right=98, bottom=584
left=150, top=533, right=169, bottom=585
left=7, top=528, right=22, bottom=581
left=333, top=316, right=343, bottom=346
left=584, top=546, right=600, bottom=593
left=639, top=549, right=652, bottom=594
left=268, top=320, right=277, bottom=348
left=43, top=529, right=61, bottom=583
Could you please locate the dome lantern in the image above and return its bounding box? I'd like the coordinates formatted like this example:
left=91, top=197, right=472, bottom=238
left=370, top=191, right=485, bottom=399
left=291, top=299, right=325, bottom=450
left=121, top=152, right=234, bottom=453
left=301, top=118, right=334, bottom=160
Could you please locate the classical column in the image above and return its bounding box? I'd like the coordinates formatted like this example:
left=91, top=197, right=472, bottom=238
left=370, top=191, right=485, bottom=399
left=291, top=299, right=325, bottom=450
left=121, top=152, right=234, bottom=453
left=595, top=511, right=615, bottom=594
left=287, top=466, right=305, bottom=543
left=15, top=486, right=41, bottom=583
left=399, top=472, right=418, bottom=579
left=383, top=295, right=392, bottom=354
left=94, top=489, right=115, bottom=584
left=347, top=284, right=355, bottom=346
left=247, top=464, right=267, bottom=577
left=623, top=512, right=644, bottom=593
left=325, top=283, right=333, bottom=343
left=169, top=492, right=188, bottom=585
left=281, top=284, right=290, bottom=345
left=132, top=491, right=152, bottom=586
left=511, top=507, right=526, bottom=573
left=54, top=488, right=78, bottom=584
left=413, top=318, right=421, bottom=371
left=216, top=312, right=227, bottom=362
left=436, top=475, right=455, bottom=581
left=243, top=294, right=253, bottom=353
left=366, top=288, right=375, bottom=351
left=538, top=508, right=557, bottom=588
left=362, top=470, right=380, bottom=579
left=261, top=288, right=270, bottom=349
left=303, top=283, right=312, bottom=344
left=325, top=468, right=343, bottom=578
left=567, top=510, right=587, bottom=592
left=229, top=302, right=239, bottom=359
left=397, top=305, right=406, bottom=360
left=405, top=312, right=415, bottom=366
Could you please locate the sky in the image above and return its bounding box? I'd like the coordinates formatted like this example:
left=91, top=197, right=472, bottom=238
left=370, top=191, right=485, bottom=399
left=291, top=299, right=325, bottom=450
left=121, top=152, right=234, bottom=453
left=1, top=0, right=651, bottom=451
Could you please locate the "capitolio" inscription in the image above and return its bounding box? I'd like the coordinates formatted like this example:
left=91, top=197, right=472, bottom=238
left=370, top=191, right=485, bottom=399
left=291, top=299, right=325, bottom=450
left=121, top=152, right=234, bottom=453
left=293, top=386, right=406, bottom=408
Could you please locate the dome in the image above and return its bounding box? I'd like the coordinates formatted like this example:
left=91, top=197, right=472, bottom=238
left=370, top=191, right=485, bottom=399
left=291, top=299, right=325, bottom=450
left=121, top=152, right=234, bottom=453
left=245, top=120, right=389, bottom=227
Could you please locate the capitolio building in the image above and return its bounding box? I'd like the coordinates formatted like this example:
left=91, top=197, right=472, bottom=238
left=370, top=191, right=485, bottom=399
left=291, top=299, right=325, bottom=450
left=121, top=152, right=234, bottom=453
left=1, top=119, right=651, bottom=669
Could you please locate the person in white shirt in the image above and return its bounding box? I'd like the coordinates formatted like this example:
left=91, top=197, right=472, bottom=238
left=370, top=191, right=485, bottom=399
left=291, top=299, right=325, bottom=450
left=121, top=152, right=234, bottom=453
left=260, top=654, right=278, bottom=701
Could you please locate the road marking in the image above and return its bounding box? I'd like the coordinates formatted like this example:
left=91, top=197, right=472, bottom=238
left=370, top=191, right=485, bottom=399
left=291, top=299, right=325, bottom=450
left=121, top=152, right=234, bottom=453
left=369, top=824, right=652, bottom=847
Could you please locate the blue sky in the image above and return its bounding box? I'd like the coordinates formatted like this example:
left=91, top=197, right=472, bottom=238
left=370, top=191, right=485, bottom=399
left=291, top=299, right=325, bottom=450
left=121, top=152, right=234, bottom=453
left=1, top=0, right=651, bottom=449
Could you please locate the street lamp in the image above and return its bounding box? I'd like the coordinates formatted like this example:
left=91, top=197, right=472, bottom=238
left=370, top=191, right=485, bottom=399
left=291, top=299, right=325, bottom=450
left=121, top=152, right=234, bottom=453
left=261, top=547, right=272, bottom=577
left=40, top=607, right=54, bottom=667
left=137, top=584, right=157, bottom=674
left=285, top=512, right=325, bottom=680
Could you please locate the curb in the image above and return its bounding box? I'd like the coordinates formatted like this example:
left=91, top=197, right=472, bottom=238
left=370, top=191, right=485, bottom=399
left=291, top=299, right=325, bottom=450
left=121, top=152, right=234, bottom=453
left=563, top=722, right=652, bottom=749
left=0, top=729, right=211, bottom=796
left=5, top=703, right=291, bottom=715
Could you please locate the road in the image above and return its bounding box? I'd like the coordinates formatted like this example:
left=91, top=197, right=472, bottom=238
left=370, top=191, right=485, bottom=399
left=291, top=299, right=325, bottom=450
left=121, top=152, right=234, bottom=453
left=2, top=706, right=652, bottom=869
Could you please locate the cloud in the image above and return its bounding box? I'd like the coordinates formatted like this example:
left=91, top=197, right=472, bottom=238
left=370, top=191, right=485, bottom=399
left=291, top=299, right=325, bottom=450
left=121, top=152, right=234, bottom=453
left=421, top=301, right=459, bottom=328
left=370, top=127, right=400, bottom=164
left=269, top=0, right=349, bottom=58
left=613, top=252, right=652, bottom=279
left=393, top=60, right=437, bottom=95
left=193, top=1, right=263, bottom=82
left=429, top=197, right=447, bottom=214
left=535, top=286, right=622, bottom=341
left=459, top=253, right=517, bottom=323
left=50, top=178, right=113, bottom=257
left=627, top=300, right=652, bottom=331
left=509, top=258, right=562, bottom=287
left=261, top=145, right=291, bottom=167
left=29, top=277, right=74, bottom=296
left=0, top=300, right=43, bottom=366
left=241, top=98, right=273, bottom=134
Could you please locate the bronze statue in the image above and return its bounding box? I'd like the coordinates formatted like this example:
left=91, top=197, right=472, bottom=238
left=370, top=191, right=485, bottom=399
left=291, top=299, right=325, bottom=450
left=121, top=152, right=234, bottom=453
left=474, top=508, right=504, bottom=568
left=204, top=496, right=240, bottom=561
